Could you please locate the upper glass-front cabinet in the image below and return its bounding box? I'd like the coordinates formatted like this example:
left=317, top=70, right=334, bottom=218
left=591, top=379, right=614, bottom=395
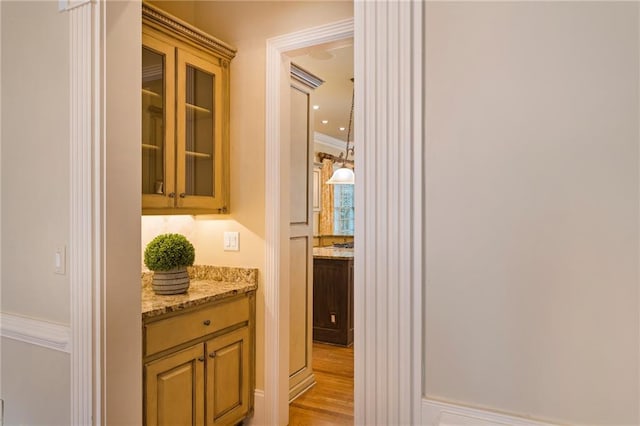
left=142, top=36, right=175, bottom=209
left=176, top=51, right=223, bottom=210
left=142, top=3, right=235, bottom=214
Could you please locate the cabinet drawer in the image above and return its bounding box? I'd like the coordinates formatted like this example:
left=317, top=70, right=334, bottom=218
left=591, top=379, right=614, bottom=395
left=145, top=296, right=249, bottom=356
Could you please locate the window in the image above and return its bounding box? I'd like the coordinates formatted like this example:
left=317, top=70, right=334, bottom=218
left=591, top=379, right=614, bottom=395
left=334, top=184, right=354, bottom=235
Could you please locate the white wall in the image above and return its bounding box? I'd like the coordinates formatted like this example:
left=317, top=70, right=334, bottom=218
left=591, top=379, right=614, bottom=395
left=1, top=0, right=70, bottom=324
left=424, top=2, right=639, bottom=425
left=1, top=340, right=70, bottom=425
left=0, top=1, right=71, bottom=424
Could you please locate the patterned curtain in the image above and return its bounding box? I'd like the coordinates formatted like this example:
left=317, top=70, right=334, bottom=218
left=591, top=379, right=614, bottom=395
left=319, top=158, right=334, bottom=235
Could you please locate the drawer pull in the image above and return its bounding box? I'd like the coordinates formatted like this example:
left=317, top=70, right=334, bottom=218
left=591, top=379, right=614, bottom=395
left=198, top=356, right=205, bottom=362
left=203, top=320, right=211, bottom=326
left=209, top=352, right=216, bottom=358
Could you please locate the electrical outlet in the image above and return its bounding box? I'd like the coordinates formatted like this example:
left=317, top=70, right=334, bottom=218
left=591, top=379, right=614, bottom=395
left=330, top=313, right=337, bottom=324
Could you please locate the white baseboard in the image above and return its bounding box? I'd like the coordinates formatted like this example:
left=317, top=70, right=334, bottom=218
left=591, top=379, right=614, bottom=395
left=0, top=312, right=71, bottom=353
left=422, top=398, right=557, bottom=426
left=246, top=389, right=265, bottom=426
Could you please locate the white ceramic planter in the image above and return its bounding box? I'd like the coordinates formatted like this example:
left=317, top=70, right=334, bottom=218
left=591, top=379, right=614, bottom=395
left=152, top=267, right=190, bottom=295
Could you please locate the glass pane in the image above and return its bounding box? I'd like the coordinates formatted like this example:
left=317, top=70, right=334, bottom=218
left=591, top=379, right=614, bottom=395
left=184, top=65, right=214, bottom=197
left=334, top=184, right=355, bottom=235
left=142, top=47, right=165, bottom=195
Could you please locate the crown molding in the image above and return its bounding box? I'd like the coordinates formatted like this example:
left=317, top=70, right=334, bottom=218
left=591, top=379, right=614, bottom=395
left=314, top=132, right=350, bottom=151
left=142, top=2, right=236, bottom=61
left=291, top=63, right=324, bottom=90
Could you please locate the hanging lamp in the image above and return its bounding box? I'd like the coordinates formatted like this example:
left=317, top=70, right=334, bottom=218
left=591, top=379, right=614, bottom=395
left=326, top=79, right=355, bottom=185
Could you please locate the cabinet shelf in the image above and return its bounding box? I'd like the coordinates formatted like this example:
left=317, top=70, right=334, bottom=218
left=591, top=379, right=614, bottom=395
left=185, top=102, right=211, bottom=114
left=142, top=88, right=161, bottom=98
left=185, top=150, right=211, bottom=159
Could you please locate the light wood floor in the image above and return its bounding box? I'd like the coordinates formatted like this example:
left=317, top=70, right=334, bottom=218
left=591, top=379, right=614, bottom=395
left=289, top=342, right=354, bottom=425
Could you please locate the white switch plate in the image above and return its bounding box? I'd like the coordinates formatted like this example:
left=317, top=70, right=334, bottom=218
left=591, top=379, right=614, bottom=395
left=55, top=245, right=66, bottom=275
left=223, top=232, right=239, bottom=251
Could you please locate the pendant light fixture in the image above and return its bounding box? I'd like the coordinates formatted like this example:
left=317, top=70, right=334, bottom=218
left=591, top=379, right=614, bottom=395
left=326, top=79, right=355, bottom=185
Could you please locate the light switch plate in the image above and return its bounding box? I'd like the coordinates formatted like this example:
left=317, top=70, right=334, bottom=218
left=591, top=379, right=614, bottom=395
left=223, top=232, right=239, bottom=251
left=55, top=245, right=66, bottom=275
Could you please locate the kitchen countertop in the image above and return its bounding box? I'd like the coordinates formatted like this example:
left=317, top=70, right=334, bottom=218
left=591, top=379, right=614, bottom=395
left=142, top=265, right=258, bottom=319
left=313, top=247, right=354, bottom=259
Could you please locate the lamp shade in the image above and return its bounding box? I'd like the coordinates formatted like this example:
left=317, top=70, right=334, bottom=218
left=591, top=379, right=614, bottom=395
left=326, top=167, right=355, bottom=185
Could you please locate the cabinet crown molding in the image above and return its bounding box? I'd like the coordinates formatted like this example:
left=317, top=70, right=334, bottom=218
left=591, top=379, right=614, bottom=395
left=142, top=2, right=237, bottom=61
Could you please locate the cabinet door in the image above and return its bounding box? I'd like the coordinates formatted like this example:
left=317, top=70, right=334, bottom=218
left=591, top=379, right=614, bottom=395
left=176, top=49, right=225, bottom=211
left=205, top=327, right=251, bottom=426
left=145, top=344, right=205, bottom=426
left=142, top=33, right=176, bottom=209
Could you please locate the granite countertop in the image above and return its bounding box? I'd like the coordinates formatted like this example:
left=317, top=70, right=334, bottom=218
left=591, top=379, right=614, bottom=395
left=313, top=247, right=354, bottom=259
left=142, top=265, right=258, bottom=319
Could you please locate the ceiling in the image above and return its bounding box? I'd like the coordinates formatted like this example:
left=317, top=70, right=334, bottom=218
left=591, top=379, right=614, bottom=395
left=291, top=39, right=354, bottom=145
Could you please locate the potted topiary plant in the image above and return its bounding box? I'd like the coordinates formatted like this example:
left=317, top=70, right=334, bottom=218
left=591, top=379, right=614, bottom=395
left=144, top=233, right=196, bottom=295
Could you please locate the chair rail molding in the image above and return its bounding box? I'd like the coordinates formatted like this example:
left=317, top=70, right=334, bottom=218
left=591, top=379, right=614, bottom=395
left=265, top=17, right=354, bottom=426
left=354, top=1, right=423, bottom=424
left=0, top=312, right=71, bottom=353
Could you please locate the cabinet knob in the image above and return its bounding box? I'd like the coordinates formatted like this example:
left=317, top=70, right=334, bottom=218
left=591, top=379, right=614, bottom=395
left=179, top=192, right=186, bottom=198
left=168, top=192, right=176, bottom=198
left=203, top=319, right=211, bottom=326
left=209, top=352, right=216, bottom=358
left=198, top=356, right=205, bottom=362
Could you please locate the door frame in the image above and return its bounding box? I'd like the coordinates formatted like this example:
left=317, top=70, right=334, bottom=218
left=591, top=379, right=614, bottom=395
left=352, top=2, right=424, bottom=423
left=264, top=2, right=424, bottom=424
left=264, top=18, right=354, bottom=425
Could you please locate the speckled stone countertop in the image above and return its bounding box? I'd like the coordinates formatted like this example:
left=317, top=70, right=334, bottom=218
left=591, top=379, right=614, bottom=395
left=313, top=247, right=354, bottom=259
left=142, top=265, right=258, bottom=319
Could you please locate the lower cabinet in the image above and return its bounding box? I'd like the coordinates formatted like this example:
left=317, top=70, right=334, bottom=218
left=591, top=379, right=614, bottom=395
left=206, top=327, right=251, bottom=425
left=145, top=345, right=205, bottom=425
left=144, top=293, right=255, bottom=426
left=313, top=257, right=354, bottom=346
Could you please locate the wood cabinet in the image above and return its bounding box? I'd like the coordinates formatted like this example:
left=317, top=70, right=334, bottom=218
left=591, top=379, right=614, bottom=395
left=142, top=3, right=235, bottom=215
left=145, top=345, right=205, bottom=425
left=143, top=293, right=255, bottom=426
left=206, top=327, right=251, bottom=424
left=313, top=257, right=354, bottom=346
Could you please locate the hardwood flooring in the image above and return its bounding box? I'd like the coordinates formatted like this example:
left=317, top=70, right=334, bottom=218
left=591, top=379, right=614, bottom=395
left=289, top=342, right=354, bottom=425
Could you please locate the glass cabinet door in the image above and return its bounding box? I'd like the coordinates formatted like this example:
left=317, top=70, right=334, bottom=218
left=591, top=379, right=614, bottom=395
left=176, top=49, right=224, bottom=210
left=142, top=35, right=175, bottom=209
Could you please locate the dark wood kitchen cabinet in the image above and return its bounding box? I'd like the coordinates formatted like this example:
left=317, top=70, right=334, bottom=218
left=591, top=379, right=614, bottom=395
left=312, top=257, right=354, bottom=346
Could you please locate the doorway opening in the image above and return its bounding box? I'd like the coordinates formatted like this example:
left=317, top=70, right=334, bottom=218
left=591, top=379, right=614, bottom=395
left=287, top=41, right=355, bottom=425
left=263, top=17, right=354, bottom=426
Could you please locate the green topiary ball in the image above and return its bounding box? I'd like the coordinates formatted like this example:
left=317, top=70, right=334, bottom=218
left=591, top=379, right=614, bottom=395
left=144, top=233, right=195, bottom=271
